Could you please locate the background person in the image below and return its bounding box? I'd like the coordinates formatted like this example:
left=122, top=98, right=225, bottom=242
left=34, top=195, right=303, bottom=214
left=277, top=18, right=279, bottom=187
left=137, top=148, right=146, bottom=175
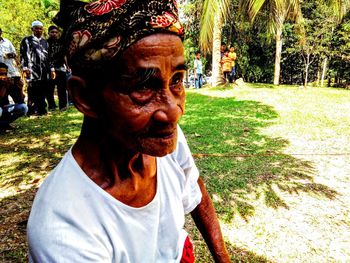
left=0, top=28, right=26, bottom=105
left=47, top=25, right=68, bottom=110
left=20, top=20, right=50, bottom=115
left=220, top=42, right=226, bottom=58
left=228, top=46, right=237, bottom=82
left=194, top=51, right=203, bottom=89
left=0, top=63, right=28, bottom=131
left=221, top=50, right=232, bottom=83
left=27, top=0, right=230, bottom=262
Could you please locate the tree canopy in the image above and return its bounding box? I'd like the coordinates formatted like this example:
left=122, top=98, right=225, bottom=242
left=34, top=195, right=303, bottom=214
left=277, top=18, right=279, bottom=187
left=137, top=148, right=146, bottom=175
left=0, top=0, right=59, bottom=49
left=183, top=0, right=350, bottom=87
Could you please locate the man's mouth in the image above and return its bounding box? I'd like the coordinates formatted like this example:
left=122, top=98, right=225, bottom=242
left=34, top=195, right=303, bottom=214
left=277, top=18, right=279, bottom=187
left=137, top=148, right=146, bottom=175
left=149, top=129, right=176, bottom=139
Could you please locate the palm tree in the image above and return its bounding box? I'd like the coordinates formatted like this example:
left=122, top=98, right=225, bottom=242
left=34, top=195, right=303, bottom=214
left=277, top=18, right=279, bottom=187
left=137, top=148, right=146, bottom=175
left=330, top=0, right=350, bottom=19
left=241, top=0, right=350, bottom=85
left=241, top=0, right=301, bottom=85
left=199, top=0, right=231, bottom=86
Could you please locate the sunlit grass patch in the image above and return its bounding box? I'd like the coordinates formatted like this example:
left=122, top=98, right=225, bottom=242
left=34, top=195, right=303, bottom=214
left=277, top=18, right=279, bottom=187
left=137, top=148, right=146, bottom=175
left=181, top=85, right=350, bottom=262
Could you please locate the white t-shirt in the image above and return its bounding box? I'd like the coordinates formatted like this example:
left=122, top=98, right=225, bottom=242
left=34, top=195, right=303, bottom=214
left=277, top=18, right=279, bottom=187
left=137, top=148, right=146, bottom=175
left=194, top=58, right=202, bottom=74
left=0, top=38, right=20, bottom=77
left=27, top=127, right=202, bottom=263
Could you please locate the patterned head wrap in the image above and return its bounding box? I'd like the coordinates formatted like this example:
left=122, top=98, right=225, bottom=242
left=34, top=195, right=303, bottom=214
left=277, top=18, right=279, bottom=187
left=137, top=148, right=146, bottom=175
left=54, top=0, right=184, bottom=71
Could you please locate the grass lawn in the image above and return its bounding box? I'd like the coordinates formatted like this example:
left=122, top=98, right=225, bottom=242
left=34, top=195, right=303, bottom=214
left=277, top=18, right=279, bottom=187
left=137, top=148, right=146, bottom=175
left=1, top=83, right=350, bottom=262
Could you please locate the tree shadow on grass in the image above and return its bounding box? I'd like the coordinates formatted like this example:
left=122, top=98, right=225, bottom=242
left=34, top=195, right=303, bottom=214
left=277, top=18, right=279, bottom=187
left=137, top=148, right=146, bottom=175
left=180, top=92, right=338, bottom=222
left=0, top=108, right=82, bottom=190
left=0, top=108, right=83, bottom=262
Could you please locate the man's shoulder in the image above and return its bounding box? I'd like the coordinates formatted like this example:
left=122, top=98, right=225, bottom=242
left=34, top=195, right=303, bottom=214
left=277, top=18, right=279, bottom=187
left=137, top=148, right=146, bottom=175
left=21, top=36, right=32, bottom=43
left=0, top=38, right=11, bottom=45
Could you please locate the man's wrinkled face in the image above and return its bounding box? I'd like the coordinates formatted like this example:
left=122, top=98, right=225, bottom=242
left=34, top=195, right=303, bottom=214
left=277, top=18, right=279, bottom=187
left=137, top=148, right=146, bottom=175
left=32, top=26, right=43, bottom=38
left=97, top=34, right=186, bottom=157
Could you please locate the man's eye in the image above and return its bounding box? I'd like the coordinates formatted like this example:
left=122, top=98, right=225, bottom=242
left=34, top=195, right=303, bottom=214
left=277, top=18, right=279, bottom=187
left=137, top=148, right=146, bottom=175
left=170, top=73, right=184, bottom=92
left=129, top=84, right=154, bottom=103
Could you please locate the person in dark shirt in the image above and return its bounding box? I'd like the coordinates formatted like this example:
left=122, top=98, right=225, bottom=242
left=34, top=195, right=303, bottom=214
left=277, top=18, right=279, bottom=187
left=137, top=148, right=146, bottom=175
left=47, top=25, right=68, bottom=111
left=20, top=20, right=50, bottom=115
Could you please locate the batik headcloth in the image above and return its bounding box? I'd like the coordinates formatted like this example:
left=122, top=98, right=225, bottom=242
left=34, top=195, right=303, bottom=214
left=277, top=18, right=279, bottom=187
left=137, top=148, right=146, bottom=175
left=55, top=0, right=184, bottom=69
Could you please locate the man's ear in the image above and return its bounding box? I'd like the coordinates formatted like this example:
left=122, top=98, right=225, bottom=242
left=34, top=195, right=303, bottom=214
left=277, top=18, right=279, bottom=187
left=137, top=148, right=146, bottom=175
left=68, top=75, right=98, bottom=118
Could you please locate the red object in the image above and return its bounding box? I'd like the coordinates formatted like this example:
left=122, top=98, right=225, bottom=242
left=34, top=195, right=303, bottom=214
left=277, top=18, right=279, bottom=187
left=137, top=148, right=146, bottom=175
left=180, top=236, right=195, bottom=263
left=85, top=0, right=127, bottom=15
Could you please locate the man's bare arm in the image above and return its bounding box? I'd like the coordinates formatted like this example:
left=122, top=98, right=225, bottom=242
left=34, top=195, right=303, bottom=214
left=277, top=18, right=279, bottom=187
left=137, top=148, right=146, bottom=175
left=191, top=177, right=231, bottom=263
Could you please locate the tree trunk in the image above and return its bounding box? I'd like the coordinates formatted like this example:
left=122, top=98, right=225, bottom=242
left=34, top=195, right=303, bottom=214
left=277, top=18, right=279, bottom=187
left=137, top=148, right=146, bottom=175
left=316, top=67, right=321, bottom=87
left=273, top=24, right=283, bottom=85
left=321, top=57, right=328, bottom=87
left=304, top=54, right=310, bottom=88
left=211, top=11, right=224, bottom=86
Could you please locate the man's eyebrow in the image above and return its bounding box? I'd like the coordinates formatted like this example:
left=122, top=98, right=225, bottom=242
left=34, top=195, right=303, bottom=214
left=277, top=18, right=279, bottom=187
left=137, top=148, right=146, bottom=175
left=175, top=63, right=187, bottom=71
left=119, top=63, right=187, bottom=83
left=120, top=68, right=159, bottom=83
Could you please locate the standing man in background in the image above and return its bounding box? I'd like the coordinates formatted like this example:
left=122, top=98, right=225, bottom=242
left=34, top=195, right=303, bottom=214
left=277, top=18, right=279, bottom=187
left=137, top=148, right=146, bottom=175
left=20, top=21, right=51, bottom=116
left=0, top=28, right=26, bottom=105
left=47, top=25, right=68, bottom=111
left=194, top=51, right=203, bottom=89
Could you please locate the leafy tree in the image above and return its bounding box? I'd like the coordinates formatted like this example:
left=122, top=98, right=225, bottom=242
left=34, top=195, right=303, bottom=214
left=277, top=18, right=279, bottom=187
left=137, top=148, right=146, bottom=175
left=295, top=1, right=338, bottom=87
left=330, top=11, right=350, bottom=87
left=240, top=0, right=302, bottom=85
left=0, top=0, right=59, bottom=50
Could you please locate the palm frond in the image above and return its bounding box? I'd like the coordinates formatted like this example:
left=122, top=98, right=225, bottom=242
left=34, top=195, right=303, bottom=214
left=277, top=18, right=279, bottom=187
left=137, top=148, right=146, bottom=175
left=241, top=0, right=302, bottom=35
left=199, top=0, right=231, bottom=52
left=329, top=0, right=350, bottom=21
left=241, top=0, right=266, bottom=22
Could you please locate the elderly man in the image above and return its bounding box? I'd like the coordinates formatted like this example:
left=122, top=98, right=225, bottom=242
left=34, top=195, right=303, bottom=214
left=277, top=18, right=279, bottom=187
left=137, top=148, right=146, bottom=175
left=27, top=1, right=230, bottom=262
left=20, top=21, right=51, bottom=115
left=0, top=28, right=26, bottom=105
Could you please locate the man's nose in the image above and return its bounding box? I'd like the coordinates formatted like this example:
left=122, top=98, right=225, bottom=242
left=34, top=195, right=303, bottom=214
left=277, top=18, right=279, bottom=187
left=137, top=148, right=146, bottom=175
left=153, top=89, right=184, bottom=123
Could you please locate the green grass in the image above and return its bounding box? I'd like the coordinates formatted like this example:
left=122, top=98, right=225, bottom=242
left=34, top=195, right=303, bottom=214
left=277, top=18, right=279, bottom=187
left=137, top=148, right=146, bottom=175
left=1, top=84, right=350, bottom=262
left=181, top=87, right=334, bottom=221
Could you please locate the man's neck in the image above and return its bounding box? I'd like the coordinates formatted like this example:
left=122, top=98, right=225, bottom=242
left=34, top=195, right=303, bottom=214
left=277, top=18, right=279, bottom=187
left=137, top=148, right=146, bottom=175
left=33, top=35, right=42, bottom=40
left=72, top=122, right=157, bottom=207
left=72, top=117, right=156, bottom=182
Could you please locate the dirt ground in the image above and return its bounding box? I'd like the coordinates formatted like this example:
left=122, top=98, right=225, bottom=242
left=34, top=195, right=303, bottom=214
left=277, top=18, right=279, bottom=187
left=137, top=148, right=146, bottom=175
left=223, top=139, right=350, bottom=262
